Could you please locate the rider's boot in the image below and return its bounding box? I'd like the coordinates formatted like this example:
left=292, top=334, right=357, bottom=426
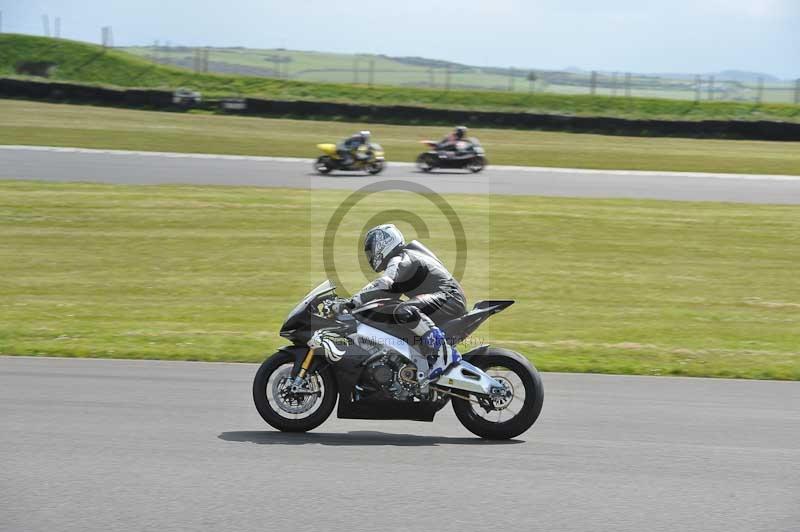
left=420, top=327, right=461, bottom=382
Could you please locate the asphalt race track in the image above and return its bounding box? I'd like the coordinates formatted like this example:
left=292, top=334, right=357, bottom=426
left=2, top=145, right=800, bottom=203
left=1, top=356, right=798, bottom=532
left=1, top=147, right=799, bottom=531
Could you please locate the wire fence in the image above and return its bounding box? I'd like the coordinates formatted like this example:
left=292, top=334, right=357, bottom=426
left=2, top=9, right=797, bottom=106
left=143, top=46, right=800, bottom=105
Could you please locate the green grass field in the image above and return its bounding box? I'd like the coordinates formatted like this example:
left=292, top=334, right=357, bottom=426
left=3, top=100, right=799, bottom=175
left=3, top=34, right=799, bottom=123
left=123, top=45, right=798, bottom=104
left=1, top=180, right=798, bottom=380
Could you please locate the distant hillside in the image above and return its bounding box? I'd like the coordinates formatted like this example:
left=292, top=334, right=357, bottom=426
left=122, top=44, right=797, bottom=104
left=653, top=70, right=783, bottom=83
left=1, top=34, right=798, bottom=123
left=384, top=55, right=470, bottom=71
left=716, top=70, right=782, bottom=83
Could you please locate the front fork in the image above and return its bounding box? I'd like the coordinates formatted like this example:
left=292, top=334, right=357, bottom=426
left=290, top=348, right=316, bottom=392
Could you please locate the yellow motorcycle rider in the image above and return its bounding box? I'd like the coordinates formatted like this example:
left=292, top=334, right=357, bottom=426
left=338, top=131, right=372, bottom=166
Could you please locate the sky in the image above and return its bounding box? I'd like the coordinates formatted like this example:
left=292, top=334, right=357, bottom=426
left=2, top=0, right=798, bottom=79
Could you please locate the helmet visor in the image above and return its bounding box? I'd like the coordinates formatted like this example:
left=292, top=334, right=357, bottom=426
left=364, top=232, right=377, bottom=270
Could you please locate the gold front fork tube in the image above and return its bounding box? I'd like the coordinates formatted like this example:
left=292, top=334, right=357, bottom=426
left=297, top=348, right=315, bottom=379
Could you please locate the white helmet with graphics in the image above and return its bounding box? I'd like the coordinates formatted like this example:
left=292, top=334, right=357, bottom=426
left=364, top=224, right=405, bottom=272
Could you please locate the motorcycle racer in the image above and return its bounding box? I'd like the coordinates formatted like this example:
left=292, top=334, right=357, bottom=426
left=337, top=224, right=467, bottom=384
left=337, top=130, right=371, bottom=166
left=436, top=125, right=468, bottom=152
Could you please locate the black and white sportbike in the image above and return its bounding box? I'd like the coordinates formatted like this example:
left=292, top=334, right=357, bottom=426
left=253, top=280, right=544, bottom=439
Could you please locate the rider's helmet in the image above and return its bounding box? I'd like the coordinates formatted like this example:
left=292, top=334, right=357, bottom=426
left=454, top=126, right=468, bottom=139
left=360, top=130, right=371, bottom=143
left=364, top=224, right=404, bottom=272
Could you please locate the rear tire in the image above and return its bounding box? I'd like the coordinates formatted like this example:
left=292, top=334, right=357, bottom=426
left=467, top=156, right=486, bottom=173
left=452, top=348, right=543, bottom=440
left=416, top=153, right=434, bottom=173
left=314, top=156, right=333, bottom=174
left=253, top=350, right=337, bottom=432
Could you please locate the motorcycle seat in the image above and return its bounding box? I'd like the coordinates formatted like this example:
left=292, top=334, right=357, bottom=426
left=353, top=299, right=513, bottom=346
left=441, top=300, right=515, bottom=344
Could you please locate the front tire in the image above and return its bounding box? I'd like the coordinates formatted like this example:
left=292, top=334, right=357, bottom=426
left=452, top=348, right=543, bottom=439
left=253, top=350, right=337, bottom=432
left=366, top=159, right=385, bottom=175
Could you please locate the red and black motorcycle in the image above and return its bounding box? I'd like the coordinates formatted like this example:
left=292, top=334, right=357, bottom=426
left=416, top=139, right=487, bottom=173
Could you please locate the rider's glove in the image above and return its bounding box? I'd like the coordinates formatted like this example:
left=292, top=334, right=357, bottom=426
left=332, top=298, right=355, bottom=315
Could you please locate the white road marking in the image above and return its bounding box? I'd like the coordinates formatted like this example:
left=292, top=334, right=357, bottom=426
left=1, top=144, right=799, bottom=182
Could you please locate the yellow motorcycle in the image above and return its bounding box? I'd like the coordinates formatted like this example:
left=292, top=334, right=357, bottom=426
left=314, top=142, right=385, bottom=175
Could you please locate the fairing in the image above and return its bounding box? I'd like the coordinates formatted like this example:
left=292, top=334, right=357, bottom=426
left=280, top=280, right=339, bottom=342
left=276, top=280, right=516, bottom=421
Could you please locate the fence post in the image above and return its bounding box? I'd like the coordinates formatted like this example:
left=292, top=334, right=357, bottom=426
left=590, top=70, right=597, bottom=95
left=429, top=67, right=435, bottom=88
left=368, top=58, right=374, bottom=87
left=352, top=56, right=359, bottom=84
left=101, top=26, right=114, bottom=48
left=445, top=65, right=451, bottom=92
left=625, top=72, right=631, bottom=97
left=707, top=75, right=715, bottom=101
left=756, top=77, right=764, bottom=104
left=694, top=75, right=701, bottom=102
left=527, top=71, right=537, bottom=93
left=794, top=79, right=799, bottom=104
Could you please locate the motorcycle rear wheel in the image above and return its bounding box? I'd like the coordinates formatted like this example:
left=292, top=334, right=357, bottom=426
left=467, top=156, right=486, bottom=173
left=253, top=350, right=337, bottom=432
left=314, top=156, right=333, bottom=174
left=451, top=347, right=543, bottom=440
left=416, top=153, right=435, bottom=173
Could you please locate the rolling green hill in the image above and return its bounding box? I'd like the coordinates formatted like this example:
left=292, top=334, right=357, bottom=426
left=2, top=34, right=799, bottom=123
left=123, top=44, right=798, bottom=104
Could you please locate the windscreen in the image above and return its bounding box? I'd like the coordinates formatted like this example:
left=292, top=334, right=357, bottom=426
left=285, top=280, right=336, bottom=321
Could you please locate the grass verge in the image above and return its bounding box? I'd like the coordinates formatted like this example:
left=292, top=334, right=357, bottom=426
left=2, top=100, right=799, bottom=175
left=1, top=180, right=798, bottom=379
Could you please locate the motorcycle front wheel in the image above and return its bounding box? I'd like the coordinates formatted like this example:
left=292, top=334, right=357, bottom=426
left=253, top=350, right=337, bottom=432
left=314, top=156, right=334, bottom=174
left=451, top=347, right=543, bottom=440
left=366, top=160, right=385, bottom=175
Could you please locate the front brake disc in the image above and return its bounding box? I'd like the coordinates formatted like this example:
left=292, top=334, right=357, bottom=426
left=271, top=368, right=319, bottom=414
